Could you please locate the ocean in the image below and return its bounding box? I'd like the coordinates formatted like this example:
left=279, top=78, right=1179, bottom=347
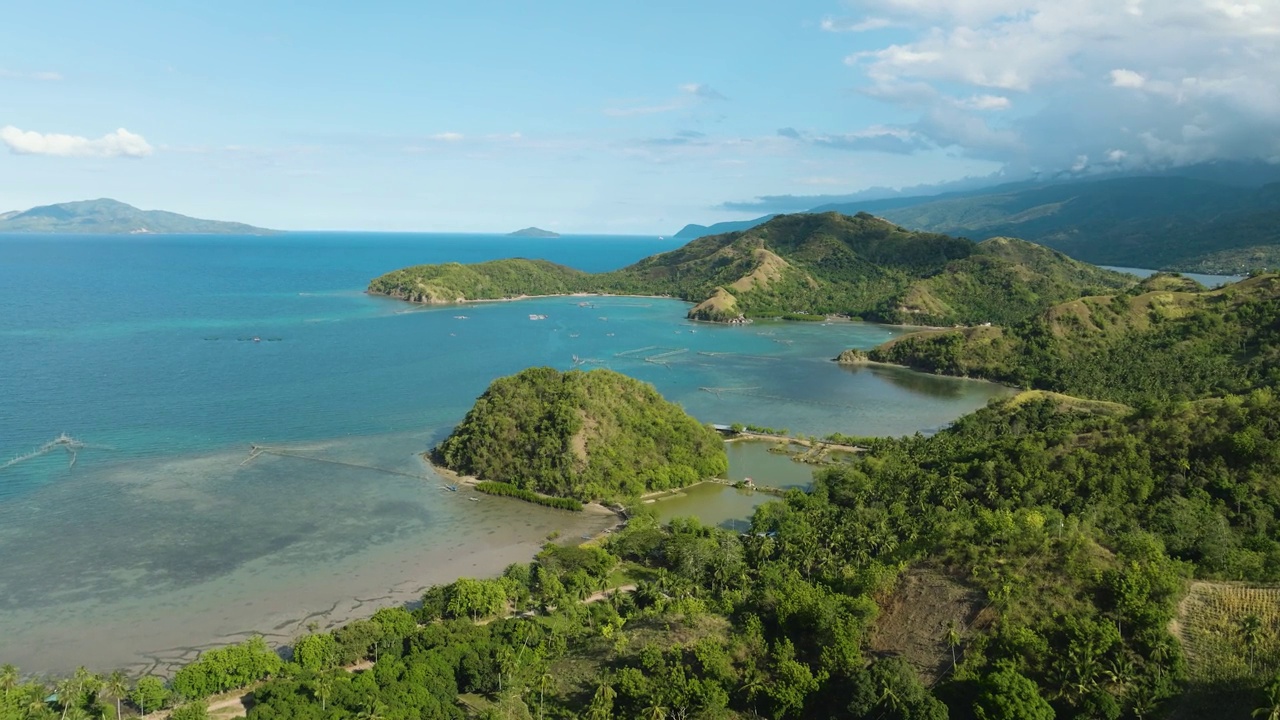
left=0, top=232, right=1011, bottom=674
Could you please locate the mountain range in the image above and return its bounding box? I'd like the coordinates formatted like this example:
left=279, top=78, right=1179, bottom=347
left=674, top=163, right=1280, bottom=274
left=0, top=199, right=275, bottom=235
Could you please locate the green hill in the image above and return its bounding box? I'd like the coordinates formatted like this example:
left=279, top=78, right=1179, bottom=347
left=868, top=273, right=1280, bottom=403
left=0, top=198, right=274, bottom=234
left=368, top=258, right=593, bottom=303
left=371, top=212, right=1133, bottom=326
left=434, top=367, right=726, bottom=502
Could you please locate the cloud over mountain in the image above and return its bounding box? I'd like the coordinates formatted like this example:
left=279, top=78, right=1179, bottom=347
left=827, top=0, right=1280, bottom=173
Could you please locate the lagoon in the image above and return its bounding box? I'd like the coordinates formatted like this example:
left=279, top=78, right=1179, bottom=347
left=0, top=233, right=1010, bottom=674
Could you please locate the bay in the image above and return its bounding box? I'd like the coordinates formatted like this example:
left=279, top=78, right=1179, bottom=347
left=0, top=232, right=1010, bottom=674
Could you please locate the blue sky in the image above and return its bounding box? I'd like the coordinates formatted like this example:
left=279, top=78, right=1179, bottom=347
left=2, top=1, right=1277, bottom=233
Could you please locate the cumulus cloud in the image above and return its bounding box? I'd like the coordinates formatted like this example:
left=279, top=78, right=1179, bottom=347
left=1, top=126, right=153, bottom=158
left=831, top=0, right=1280, bottom=171
left=430, top=132, right=465, bottom=142
left=1110, top=69, right=1146, bottom=89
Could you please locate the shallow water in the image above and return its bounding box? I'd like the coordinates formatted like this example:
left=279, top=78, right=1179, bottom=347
left=0, top=233, right=1011, bottom=673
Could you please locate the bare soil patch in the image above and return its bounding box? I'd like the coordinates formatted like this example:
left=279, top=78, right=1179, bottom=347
left=869, top=568, right=987, bottom=685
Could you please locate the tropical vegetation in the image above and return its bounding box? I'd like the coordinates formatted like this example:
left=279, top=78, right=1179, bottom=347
left=435, top=367, right=727, bottom=502
left=370, top=212, right=1134, bottom=326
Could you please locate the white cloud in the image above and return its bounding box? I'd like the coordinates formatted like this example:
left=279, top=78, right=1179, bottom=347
left=430, top=132, right=465, bottom=142
left=1, top=126, right=153, bottom=158
left=821, top=16, right=893, bottom=32
left=1110, top=69, right=1146, bottom=88
left=956, top=94, right=1012, bottom=110
left=832, top=0, right=1280, bottom=170
left=0, top=69, right=62, bottom=81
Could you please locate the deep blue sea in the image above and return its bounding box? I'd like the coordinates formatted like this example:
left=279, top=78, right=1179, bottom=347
left=0, top=232, right=1011, bottom=674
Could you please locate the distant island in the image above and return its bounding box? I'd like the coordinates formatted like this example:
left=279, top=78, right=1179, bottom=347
left=0, top=198, right=275, bottom=235
left=508, top=227, right=560, bottom=238
left=370, top=211, right=1134, bottom=326
left=433, top=366, right=726, bottom=503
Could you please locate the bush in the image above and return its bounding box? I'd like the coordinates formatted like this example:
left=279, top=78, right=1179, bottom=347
left=475, top=481, right=584, bottom=511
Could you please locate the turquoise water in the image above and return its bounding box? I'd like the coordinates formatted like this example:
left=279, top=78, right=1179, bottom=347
left=0, top=232, right=1010, bottom=673
left=1101, top=265, right=1244, bottom=288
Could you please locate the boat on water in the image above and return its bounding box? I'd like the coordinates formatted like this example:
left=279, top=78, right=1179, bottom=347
left=454, top=315, right=468, bottom=320
left=529, top=314, right=548, bottom=321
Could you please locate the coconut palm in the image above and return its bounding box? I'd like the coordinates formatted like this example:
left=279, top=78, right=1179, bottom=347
left=312, top=674, right=334, bottom=712
left=1, top=664, right=18, bottom=701
left=1241, top=613, right=1265, bottom=675
left=104, top=671, right=128, bottom=720
left=945, top=621, right=963, bottom=670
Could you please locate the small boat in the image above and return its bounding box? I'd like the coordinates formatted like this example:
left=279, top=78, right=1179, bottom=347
left=469, top=496, right=480, bottom=502
left=529, top=314, right=548, bottom=321
left=445, top=485, right=458, bottom=492
left=454, top=315, right=469, bottom=320
left=252, top=336, right=261, bottom=343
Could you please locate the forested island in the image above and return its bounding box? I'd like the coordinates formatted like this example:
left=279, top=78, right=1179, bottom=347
left=434, top=367, right=726, bottom=503
left=370, top=212, right=1133, bottom=326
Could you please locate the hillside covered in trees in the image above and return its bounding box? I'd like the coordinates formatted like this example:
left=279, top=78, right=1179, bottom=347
left=368, top=212, right=1133, bottom=326
left=434, top=367, right=726, bottom=502
left=869, top=273, right=1280, bottom=404
left=15, top=386, right=1280, bottom=719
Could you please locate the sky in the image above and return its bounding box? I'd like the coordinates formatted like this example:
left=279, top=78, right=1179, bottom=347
left=2, top=0, right=1278, bottom=233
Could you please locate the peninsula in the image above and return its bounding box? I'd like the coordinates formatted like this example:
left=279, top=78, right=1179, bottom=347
left=508, top=226, right=561, bottom=238
left=864, top=271, right=1280, bottom=403
left=433, top=366, right=726, bottom=503
left=371, top=211, right=1134, bottom=326
left=0, top=198, right=275, bottom=235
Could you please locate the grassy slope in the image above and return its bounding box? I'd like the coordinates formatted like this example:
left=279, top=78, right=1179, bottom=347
left=870, top=273, right=1280, bottom=403
left=434, top=367, right=726, bottom=502
left=370, top=212, right=1134, bottom=326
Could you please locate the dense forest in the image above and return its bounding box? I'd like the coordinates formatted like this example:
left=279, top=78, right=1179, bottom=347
left=368, top=213, right=1133, bottom=326
left=435, top=367, right=727, bottom=502
left=10, top=389, right=1280, bottom=718
left=870, top=273, right=1280, bottom=404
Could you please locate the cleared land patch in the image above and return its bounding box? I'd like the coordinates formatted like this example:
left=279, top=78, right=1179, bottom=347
left=1172, top=581, right=1280, bottom=684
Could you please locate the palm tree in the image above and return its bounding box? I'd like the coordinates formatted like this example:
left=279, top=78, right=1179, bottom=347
left=586, top=681, right=616, bottom=720
left=104, top=671, right=128, bottom=720
left=538, top=671, right=554, bottom=720
left=945, top=621, right=962, bottom=670
left=312, top=674, right=334, bottom=712
left=1, top=664, right=18, bottom=701
left=645, top=701, right=668, bottom=720
left=356, top=697, right=386, bottom=720
left=1241, top=613, right=1265, bottom=675
left=56, top=677, right=80, bottom=720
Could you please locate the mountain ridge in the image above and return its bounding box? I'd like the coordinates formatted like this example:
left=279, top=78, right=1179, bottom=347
left=0, top=198, right=275, bottom=235
left=671, top=164, right=1280, bottom=273
left=371, top=211, right=1134, bottom=327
